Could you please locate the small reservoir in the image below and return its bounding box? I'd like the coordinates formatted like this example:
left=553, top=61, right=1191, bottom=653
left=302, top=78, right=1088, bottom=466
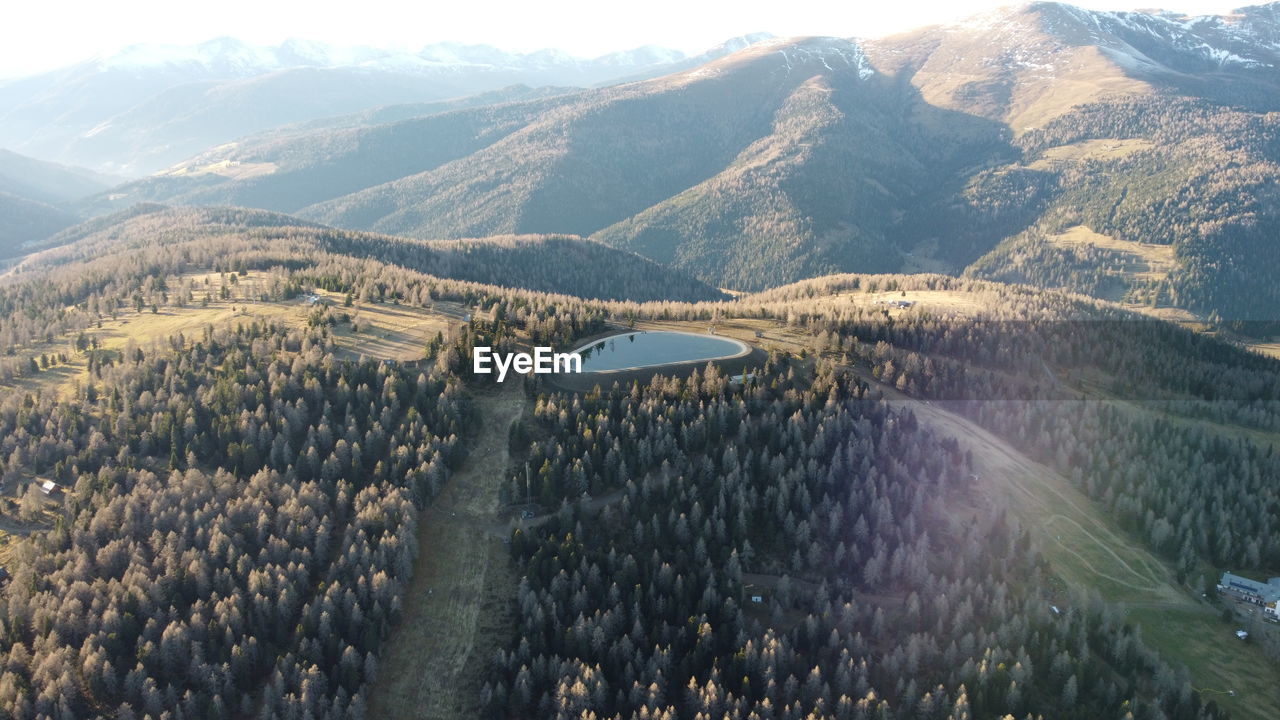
left=573, top=331, right=749, bottom=372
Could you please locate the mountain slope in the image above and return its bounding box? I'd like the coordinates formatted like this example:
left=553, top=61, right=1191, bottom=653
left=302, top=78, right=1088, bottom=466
left=0, top=149, right=118, bottom=204
left=61, top=68, right=518, bottom=175
left=0, top=150, right=112, bottom=255
left=0, top=192, right=78, bottom=257
left=80, top=95, right=573, bottom=216
left=243, top=84, right=578, bottom=138
left=961, top=96, right=1280, bottom=324
left=592, top=64, right=1012, bottom=288
left=281, top=37, right=1007, bottom=289
left=863, top=2, right=1280, bottom=325
left=17, top=205, right=725, bottom=303
left=863, top=1, right=1280, bottom=132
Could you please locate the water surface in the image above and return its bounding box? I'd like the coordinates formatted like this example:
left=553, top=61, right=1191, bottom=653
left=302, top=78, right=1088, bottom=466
left=574, top=331, right=747, bottom=372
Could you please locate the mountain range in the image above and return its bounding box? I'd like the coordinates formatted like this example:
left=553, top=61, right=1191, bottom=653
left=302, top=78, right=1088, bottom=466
left=77, top=35, right=1010, bottom=289
left=0, top=35, right=771, bottom=175
left=8, top=2, right=1280, bottom=326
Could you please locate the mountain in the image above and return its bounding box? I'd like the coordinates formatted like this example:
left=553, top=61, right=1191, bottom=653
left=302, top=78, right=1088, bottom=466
left=0, top=192, right=78, bottom=257
left=862, top=1, right=1280, bottom=131
left=78, top=93, right=579, bottom=217
left=0, top=36, right=759, bottom=175
left=241, top=84, right=579, bottom=139
left=0, top=149, right=118, bottom=204
left=92, top=36, right=1010, bottom=290
left=862, top=2, right=1280, bottom=325
left=0, top=150, right=116, bottom=254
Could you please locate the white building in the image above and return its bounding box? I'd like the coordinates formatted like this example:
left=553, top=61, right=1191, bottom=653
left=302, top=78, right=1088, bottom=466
left=1219, top=572, right=1280, bottom=620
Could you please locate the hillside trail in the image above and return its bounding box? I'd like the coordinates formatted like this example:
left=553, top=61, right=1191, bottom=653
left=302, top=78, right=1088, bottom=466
left=369, top=382, right=525, bottom=720
left=882, top=394, right=1181, bottom=601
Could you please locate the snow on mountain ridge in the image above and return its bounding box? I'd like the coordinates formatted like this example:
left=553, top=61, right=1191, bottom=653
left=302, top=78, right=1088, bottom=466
left=1088, top=7, right=1278, bottom=68
left=939, top=3, right=1280, bottom=73
left=93, top=37, right=695, bottom=76
left=785, top=39, right=876, bottom=79
left=725, top=37, right=876, bottom=80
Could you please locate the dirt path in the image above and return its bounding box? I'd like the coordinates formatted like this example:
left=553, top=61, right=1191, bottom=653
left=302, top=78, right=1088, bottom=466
left=487, top=487, right=627, bottom=537
left=1041, top=514, right=1165, bottom=591
left=369, top=383, right=525, bottom=720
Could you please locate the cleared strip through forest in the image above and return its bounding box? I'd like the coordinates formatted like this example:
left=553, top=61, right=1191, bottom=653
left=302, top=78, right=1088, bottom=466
left=876, top=392, right=1280, bottom=720
left=369, top=384, right=525, bottom=719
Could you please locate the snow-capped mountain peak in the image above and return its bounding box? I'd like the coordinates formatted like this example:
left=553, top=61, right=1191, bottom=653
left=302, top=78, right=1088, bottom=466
left=1011, top=2, right=1280, bottom=71
left=98, top=37, right=284, bottom=75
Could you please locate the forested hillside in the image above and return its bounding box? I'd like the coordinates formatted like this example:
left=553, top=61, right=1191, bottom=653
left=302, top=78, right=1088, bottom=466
left=0, top=150, right=117, bottom=255
left=0, top=322, right=466, bottom=718
left=0, top=193, right=77, bottom=257
left=0, top=150, right=117, bottom=205
left=753, top=273, right=1280, bottom=576
left=5, top=206, right=721, bottom=311
left=486, top=360, right=1222, bottom=720
left=1, top=206, right=1278, bottom=717
left=964, top=96, right=1280, bottom=326
left=75, top=97, right=575, bottom=218
left=870, top=2, right=1280, bottom=327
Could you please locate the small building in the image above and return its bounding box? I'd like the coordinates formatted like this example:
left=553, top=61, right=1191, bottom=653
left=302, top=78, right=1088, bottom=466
left=873, top=299, right=915, bottom=309
left=1236, top=630, right=1249, bottom=640
left=1218, top=572, right=1280, bottom=620
left=750, top=595, right=764, bottom=604
left=38, top=480, right=63, bottom=496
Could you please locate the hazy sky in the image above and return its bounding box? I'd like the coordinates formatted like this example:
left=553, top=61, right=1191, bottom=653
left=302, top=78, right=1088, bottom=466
left=1, top=0, right=1246, bottom=77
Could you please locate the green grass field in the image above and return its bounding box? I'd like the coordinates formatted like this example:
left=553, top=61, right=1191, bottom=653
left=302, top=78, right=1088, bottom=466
left=956, top=413, right=1280, bottom=720
left=1128, top=606, right=1280, bottom=719
left=952, top=405, right=1280, bottom=720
